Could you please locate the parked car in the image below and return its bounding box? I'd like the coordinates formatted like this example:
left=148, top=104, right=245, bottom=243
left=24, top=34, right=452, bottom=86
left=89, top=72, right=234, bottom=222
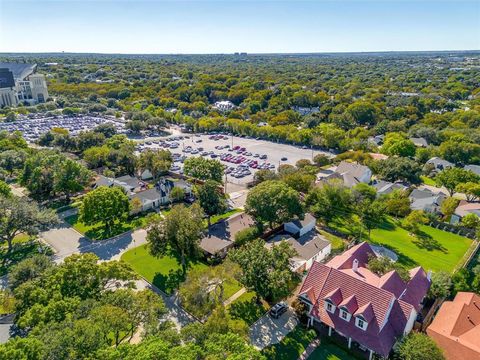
left=269, top=302, right=288, bottom=319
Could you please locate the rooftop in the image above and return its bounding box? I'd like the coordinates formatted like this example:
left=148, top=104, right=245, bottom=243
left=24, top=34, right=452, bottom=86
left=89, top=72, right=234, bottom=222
left=200, top=212, right=254, bottom=255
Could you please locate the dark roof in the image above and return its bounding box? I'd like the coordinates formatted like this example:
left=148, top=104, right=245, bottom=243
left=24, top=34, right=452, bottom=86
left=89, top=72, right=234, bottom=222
left=267, top=231, right=330, bottom=261
left=200, top=212, right=254, bottom=255
left=289, top=213, right=316, bottom=230
left=0, top=63, right=36, bottom=80
left=130, top=188, right=161, bottom=202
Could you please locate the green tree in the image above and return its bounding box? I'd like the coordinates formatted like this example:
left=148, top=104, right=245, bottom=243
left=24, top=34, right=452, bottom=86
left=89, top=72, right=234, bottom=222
left=428, top=271, right=452, bottom=299
left=0, top=196, right=59, bottom=259
left=170, top=186, right=185, bottom=203
left=455, top=181, right=480, bottom=201
left=461, top=213, right=480, bottom=229
left=346, top=101, right=378, bottom=126
left=440, top=197, right=460, bottom=220
left=0, top=149, right=27, bottom=177
left=229, top=239, right=297, bottom=302
left=184, top=157, right=224, bottom=182
left=396, top=333, right=445, bottom=360
left=8, top=254, right=53, bottom=290
left=147, top=204, right=204, bottom=274
left=381, top=132, right=416, bottom=157
left=79, top=186, right=130, bottom=234
left=313, top=154, right=331, bottom=167
left=435, top=168, right=480, bottom=196
left=54, top=158, right=92, bottom=200
left=137, top=149, right=172, bottom=182
left=305, top=180, right=352, bottom=225
left=384, top=190, right=411, bottom=218
left=245, top=180, right=303, bottom=229
left=402, top=210, right=428, bottom=234
left=0, top=180, right=11, bottom=197
left=195, top=180, right=227, bottom=227
left=374, top=157, right=422, bottom=184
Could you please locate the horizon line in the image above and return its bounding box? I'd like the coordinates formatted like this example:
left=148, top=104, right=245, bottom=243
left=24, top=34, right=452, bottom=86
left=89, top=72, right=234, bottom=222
left=1, top=49, right=479, bottom=56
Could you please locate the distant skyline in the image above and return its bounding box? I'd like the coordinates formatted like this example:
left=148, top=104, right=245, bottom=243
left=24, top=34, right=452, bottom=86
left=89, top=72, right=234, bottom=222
left=1, top=1, right=479, bottom=54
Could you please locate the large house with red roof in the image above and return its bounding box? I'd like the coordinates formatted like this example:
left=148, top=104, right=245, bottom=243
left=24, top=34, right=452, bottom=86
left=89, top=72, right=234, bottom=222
left=298, top=242, right=431, bottom=360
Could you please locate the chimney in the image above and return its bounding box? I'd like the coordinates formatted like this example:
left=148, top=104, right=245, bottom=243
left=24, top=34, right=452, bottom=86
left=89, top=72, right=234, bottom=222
left=353, top=259, right=359, bottom=273
left=427, top=270, right=432, bottom=282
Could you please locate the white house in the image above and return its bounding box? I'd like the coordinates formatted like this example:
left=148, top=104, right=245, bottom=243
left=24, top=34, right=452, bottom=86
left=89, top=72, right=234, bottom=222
left=284, top=213, right=316, bottom=238
left=130, top=188, right=162, bottom=213
left=213, top=100, right=235, bottom=112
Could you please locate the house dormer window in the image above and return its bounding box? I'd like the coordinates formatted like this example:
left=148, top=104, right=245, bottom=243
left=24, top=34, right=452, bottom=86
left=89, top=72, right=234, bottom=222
left=324, top=300, right=335, bottom=314
left=340, top=309, right=351, bottom=322
left=355, top=317, right=368, bottom=330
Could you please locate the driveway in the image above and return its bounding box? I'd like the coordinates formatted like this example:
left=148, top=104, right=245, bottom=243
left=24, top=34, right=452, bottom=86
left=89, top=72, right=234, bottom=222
left=250, top=308, right=298, bottom=350
left=41, top=223, right=147, bottom=262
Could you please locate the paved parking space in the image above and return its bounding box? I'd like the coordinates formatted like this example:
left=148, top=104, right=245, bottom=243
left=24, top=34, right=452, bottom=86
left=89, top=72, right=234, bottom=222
left=137, top=132, right=334, bottom=186
left=1, top=115, right=126, bottom=143
left=250, top=307, right=298, bottom=350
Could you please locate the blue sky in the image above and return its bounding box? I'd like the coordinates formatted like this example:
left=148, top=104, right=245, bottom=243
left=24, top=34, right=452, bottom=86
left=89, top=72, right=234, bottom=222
left=1, top=1, right=479, bottom=54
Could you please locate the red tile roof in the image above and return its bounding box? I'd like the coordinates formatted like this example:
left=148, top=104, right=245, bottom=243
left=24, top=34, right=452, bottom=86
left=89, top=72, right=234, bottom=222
left=299, top=242, right=430, bottom=357
left=427, top=292, right=480, bottom=360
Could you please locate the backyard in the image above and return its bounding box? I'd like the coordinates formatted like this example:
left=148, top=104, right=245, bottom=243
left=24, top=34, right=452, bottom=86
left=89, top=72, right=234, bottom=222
left=329, top=216, right=473, bottom=273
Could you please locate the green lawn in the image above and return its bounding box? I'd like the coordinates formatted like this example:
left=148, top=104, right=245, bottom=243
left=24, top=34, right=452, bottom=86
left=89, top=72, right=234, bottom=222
left=65, top=213, right=149, bottom=241
left=330, top=216, right=473, bottom=273
left=121, top=244, right=208, bottom=294
left=420, top=175, right=437, bottom=186
left=209, top=208, right=242, bottom=226
left=309, top=339, right=359, bottom=360
left=227, top=291, right=269, bottom=325
left=262, top=325, right=317, bottom=360
left=318, top=229, right=346, bottom=254
left=223, top=277, right=243, bottom=300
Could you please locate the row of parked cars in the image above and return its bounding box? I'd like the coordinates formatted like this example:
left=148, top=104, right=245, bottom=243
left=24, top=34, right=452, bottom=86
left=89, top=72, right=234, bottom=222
left=0, top=115, right=126, bottom=142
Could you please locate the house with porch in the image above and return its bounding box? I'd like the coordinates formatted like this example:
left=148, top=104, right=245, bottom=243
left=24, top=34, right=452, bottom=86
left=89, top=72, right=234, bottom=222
left=298, top=242, right=431, bottom=360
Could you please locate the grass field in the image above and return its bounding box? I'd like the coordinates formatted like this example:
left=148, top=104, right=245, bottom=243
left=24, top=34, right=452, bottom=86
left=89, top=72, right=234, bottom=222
left=65, top=213, right=149, bottom=241
left=121, top=244, right=208, bottom=294
left=330, top=216, right=473, bottom=273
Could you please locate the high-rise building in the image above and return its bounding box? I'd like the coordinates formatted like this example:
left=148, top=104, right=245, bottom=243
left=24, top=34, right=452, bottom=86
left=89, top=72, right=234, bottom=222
left=0, top=63, right=49, bottom=107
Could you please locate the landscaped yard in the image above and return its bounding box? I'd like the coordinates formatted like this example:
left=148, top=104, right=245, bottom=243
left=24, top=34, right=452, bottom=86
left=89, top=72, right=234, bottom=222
left=262, top=325, right=316, bottom=360
left=65, top=213, right=149, bottom=241
left=227, top=290, right=269, bottom=325
left=309, top=339, right=359, bottom=360
left=121, top=244, right=209, bottom=294
left=329, top=216, right=473, bottom=273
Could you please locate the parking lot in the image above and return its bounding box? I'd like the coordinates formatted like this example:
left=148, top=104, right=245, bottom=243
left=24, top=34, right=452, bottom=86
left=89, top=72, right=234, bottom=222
left=0, top=115, right=126, bottom=142
left=137, top=132, right=334, bottom=186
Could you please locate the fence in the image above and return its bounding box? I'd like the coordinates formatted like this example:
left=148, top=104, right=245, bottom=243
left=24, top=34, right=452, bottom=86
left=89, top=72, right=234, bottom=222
left=428, top=220, right=477, bottom=239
